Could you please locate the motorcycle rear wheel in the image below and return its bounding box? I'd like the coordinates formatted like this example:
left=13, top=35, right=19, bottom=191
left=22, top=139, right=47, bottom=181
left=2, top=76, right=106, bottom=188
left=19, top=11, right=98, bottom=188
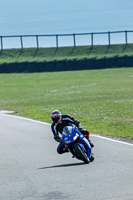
left=74, top=144, right=90, bottom=164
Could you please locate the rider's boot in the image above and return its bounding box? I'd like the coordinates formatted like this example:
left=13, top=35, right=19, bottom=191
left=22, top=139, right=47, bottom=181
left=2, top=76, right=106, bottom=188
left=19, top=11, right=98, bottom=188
left=84, top=135, right=94, bottom=148
left=83, top=132, right=94, bottom=148
left=88, top=139, right=94, bottom=148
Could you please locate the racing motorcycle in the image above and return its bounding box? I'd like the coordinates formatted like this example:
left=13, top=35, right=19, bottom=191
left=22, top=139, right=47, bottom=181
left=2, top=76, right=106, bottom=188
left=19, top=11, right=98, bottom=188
left=62, top=125, right=94, bottom=164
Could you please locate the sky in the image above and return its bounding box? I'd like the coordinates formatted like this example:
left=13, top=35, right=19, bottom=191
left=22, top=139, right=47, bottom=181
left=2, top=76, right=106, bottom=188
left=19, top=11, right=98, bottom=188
left=0, top=0, right=133, bottom=48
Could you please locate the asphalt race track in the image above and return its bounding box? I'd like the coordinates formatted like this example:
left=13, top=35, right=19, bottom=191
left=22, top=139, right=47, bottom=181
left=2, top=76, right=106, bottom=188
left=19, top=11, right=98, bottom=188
left=0, top=112, right=133, bottom=200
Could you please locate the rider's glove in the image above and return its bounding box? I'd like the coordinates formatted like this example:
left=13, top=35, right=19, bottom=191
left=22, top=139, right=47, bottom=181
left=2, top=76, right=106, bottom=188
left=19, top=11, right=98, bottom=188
left=82, top=130, right=90, bottom=135
left=75, top=120, right=82, bottom=129
left=82, top=130, right=90, bottom=139
left=86, top=130, right=90, bottom=135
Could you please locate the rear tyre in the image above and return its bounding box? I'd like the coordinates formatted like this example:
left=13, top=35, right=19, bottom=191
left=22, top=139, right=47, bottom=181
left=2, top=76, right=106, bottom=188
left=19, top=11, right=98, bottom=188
left=74, top=144, right=89, bottom=164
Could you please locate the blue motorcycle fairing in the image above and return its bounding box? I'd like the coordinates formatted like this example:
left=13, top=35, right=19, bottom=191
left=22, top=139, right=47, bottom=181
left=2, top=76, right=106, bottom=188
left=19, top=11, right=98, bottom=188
left=62, top=125, right=91, bottom=158
left=62, top=126, right=78, bottom=143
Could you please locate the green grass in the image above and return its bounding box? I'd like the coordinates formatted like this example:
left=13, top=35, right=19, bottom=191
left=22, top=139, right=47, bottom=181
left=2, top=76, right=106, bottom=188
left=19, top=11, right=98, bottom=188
left=0, top=68, right=133, bottom=139
left=0, top=44, right=133, bottom=63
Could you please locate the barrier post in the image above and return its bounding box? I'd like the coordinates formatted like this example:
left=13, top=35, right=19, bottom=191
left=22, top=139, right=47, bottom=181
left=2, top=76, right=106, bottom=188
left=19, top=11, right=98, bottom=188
left=108, top=31, right=111, bottom=45
left=125, top=30, right=128, bottom=45
left=56, top=35, right=58, bottom=48
left=36, top=35, right=39, bottom=49
left=73, top=33, right=76, bottom=47
left=20, top=36, right=23, bottom=50
left=91, top=33, right=93, bottom=47
left=0, top=36, right=3, bottom=51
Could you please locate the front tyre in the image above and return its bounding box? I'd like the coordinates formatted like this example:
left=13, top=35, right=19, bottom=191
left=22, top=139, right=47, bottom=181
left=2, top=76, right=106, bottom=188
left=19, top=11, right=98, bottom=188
left=74, top=144, right=89, bottom=164
left=89, top=153, right=95, bottom=162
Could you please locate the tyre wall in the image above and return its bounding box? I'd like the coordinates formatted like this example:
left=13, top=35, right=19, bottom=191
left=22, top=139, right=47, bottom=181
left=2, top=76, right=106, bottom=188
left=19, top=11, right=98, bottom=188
left=0, top=56, right=133, bottom=73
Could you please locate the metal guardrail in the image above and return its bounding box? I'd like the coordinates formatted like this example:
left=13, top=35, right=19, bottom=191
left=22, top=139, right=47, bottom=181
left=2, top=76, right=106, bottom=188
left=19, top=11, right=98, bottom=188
left=0, top=30, right=133, bottom=50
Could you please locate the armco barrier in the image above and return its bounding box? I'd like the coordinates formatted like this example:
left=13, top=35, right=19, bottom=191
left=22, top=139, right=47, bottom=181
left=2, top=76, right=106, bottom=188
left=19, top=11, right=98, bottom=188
left=65, top=59, right=77, bottom=71
left=26, top=62, right=36, bottom=73
left=36, top=62, right=46, bottom=72
left=105, top=57, right=118, bottom=68
left=95, top=58, right=106, bottom=69
left=55, top=60, right=66, bottom=71
left=85, top=58, right=96, bottom=69
left=76, top=59, right=86, bottom=70
left=0, top=63, right=6, bottom=73
left=126, top=56, right=133, bottom=67
left=6, top=62, right=17, bottom=73
left=17, top=62, right=28, bottom=73
left=45, top=60, right=57, bottom=72
left=117, top=56, right=127, bottom=67
left=0, top=56, right=133, bottom=73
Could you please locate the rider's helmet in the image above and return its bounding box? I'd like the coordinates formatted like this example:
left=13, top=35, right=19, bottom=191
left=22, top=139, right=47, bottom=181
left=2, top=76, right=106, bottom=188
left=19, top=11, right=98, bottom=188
left=51, top=110, right=62, bottom=123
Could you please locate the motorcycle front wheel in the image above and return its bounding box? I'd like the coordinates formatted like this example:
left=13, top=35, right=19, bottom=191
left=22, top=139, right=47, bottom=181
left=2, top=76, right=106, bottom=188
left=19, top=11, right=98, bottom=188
left=74, top=144, right=90, bottom=164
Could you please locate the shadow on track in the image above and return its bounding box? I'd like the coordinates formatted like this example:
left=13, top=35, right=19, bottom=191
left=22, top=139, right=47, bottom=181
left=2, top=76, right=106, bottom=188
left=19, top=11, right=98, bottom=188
left=38, top=162, right=85, bottom=170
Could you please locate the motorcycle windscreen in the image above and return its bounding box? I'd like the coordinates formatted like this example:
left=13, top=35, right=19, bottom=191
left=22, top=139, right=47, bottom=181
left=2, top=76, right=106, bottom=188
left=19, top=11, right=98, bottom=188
left=62, top=126, right=72, bottom=136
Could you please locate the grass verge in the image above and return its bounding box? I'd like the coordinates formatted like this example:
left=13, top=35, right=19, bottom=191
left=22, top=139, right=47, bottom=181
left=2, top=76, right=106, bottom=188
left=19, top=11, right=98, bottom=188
left=1, top=44, right=133, bottom=63
left=0, top=68, right=133, bottom=139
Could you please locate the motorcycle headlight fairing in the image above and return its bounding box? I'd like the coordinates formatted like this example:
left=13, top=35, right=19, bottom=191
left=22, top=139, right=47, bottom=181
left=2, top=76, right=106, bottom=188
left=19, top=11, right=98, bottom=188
left=73, top=133, right=79, bottom=141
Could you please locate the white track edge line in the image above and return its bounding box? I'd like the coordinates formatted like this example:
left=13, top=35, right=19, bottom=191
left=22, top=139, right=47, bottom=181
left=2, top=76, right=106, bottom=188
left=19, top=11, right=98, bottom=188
left=2, top=113, right=133, bottom=147
left=91, top=134, right=133, bottom=147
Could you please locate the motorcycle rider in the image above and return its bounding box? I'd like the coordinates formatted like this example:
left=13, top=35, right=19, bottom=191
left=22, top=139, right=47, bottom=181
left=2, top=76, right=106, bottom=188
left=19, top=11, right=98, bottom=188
left=51, top=110, right=94, bottom=154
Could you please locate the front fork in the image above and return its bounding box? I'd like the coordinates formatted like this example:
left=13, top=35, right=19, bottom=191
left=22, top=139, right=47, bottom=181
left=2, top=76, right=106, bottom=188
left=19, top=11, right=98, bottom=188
left=79, top=135, right=92, bottom=158
left=65, top=135, right=92, bottom=158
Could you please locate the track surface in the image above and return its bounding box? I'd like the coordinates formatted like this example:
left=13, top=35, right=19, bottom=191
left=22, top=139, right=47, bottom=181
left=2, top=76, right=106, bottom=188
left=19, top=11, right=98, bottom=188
left=0, top=112, right=133, bottom=200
